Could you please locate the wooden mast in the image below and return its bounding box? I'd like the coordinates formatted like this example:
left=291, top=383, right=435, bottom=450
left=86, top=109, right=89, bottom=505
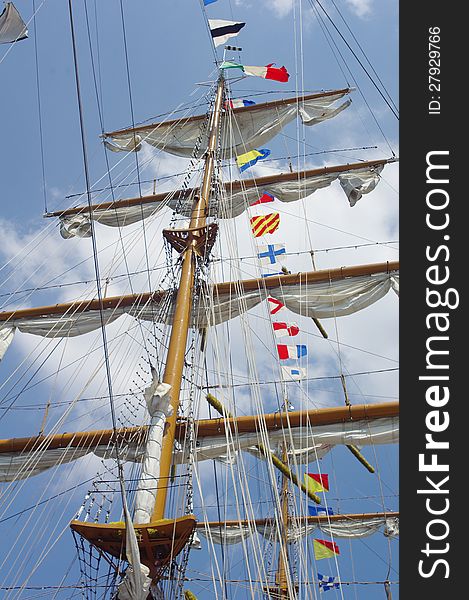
left=151, top=74, right=225, bottom=521
left=275, top=444, right=292, bottom=599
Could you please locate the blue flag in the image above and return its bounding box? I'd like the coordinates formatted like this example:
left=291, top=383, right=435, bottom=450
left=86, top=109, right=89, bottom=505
left=318, top=573, right=340, bottom=592
left=204, top=0, right=218, bottom=4
left=309, top=505, right=334, bottom=517
left=261, top=272, right=284, bottom=278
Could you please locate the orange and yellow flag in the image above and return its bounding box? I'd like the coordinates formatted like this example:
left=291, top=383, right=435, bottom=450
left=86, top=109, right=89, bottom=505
left=313, top=539, right=340, bottom=560
left=250, top=213, right=280, bottom=237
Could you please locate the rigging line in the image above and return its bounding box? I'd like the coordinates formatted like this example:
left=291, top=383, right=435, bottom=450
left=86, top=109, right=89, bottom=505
left=83, top=0, right=153, bottom=361
left=203, top=366, right=398, bottom=389
left=0, top=341, right=61, bottom=420
left=0, top=0, right=47, bottom=66
left=231, top=144, right=383, bottom=167
left=59, top=143, right=379, bottom=201
left=199, top=0, right=223, bottom=63
left=312, top=0, right=398, bottom=120
left=212, top=240, right=399, bottom=264
left=117, top=1, right=157, bottom=337
left=204, top=358, right=230, bottom=600
left=31, top=0, right=48, bottom=213
left=329, top=0, right=398, bottom=115
left=118, top=0, right=142, bottom=196
left=0, top=579, right=400, bottom=590
left=67, top=0, right=127, bottom=504
left=307, top=1, right=396, bottom=158
left=62, top=168, right=204, bottom=199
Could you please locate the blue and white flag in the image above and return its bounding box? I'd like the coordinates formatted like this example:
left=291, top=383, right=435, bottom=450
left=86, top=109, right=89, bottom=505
left=257, top=243, right=286, bottom=266
left=203, top=0, right=218, bottom=5
left=318, top=573, right=340, bottom=592
left=281, top=366, right=307, bottom=381
left=309, top=505, right=334, bottom=517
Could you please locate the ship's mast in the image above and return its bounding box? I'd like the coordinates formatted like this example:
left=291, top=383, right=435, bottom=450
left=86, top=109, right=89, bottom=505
left=276, top=443, right=292, bottom=599
left=151, top=74, right=225, bottom=520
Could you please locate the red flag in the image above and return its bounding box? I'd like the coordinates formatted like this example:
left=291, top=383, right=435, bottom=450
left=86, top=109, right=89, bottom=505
left=273, top=322, right=299, bottom=337
left=265, top=64, right=290, bottom=83
left=267, top=296, right=284, bottom=315
left=251, top=192, right=275, bottom=206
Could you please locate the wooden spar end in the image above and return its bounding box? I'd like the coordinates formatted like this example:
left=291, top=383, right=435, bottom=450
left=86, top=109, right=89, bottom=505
left=70, top=515, right=196, bottom=580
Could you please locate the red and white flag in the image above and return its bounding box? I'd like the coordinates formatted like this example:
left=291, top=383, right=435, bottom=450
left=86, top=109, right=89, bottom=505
left=267, top=296, right=285, bottom=315
left=273, top=322, right=299, bottom=338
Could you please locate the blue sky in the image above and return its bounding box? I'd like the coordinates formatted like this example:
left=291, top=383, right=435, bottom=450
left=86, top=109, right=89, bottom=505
left=0, top=1, right=398, bottom=597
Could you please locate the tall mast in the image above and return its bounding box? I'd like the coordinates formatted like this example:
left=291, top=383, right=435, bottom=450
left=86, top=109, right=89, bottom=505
left=276, top=443, right=292, bottom=599
left=151, top=74, right=225, bottom=520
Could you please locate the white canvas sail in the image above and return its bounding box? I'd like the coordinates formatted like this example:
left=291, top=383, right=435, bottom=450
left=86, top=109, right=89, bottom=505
left=57, top=162, right=388, bottom=238
left=0, top=2, right=28, bottom=44
left=0, top=415, right=398, bottom=482
left=0, top=268, right=399, bottom=360
left=104, top=91, right=351, bottom=158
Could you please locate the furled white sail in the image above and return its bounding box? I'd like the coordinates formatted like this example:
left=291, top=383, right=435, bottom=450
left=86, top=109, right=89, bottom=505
left=58, top=163, right=385, bottom=238
left=0, top=2, right=27, bottom=44
left=338, top=167, right=383, bottom=207
left=104, top=91, right=351, bottom=159
left=133, top=374, right=172, bottom=525
left=0, top=271, right=399, bottom=360
left=199, top=516, right=399, bottom=546
left=116, top=501, right=152, bottom=600
left=318, top=517, right=398, bottom=538
left=0, top=416, right=398, bottom=482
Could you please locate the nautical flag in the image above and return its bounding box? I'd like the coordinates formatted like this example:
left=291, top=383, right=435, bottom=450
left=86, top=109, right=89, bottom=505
left=225, top=99, right=256, bottom=109
left=277, top=344, right=307, bottom=360
left=237, top=148, right=271, bottom=172
left=257, top=243, right=286, bottom=265
left=204, top=0, right=217, bottom=4
left=305, top=473, right=330, bottom=493
left=209, top=20, right=245, bottom=47
left=273, top=322, right=299, bottom=338
left=313, top=539, right=340, bottom=560
left=281, top=366, right=307, bottom=381
left=220, top=61, right=290, bottom=82
left=318, top=573, right=340, bottom=592
left=267, top=296, right=285, bottom=314
left=251, top=192, right=275, bottom=206
left=250, top=212, right=280, bottom=237
left=309, top=505, right=334, bottom=517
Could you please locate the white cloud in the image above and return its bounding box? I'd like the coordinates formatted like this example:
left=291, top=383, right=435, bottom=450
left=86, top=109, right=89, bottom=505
left=234, top=0, right=293, bottom=18
left=346, top=0, right=374, bottom=19
left=271, top=0, right=294, bottom=18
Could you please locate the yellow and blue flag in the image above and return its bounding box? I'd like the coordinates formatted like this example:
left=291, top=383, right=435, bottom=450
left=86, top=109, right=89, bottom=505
left=237, top=148, right=270, bottom=172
